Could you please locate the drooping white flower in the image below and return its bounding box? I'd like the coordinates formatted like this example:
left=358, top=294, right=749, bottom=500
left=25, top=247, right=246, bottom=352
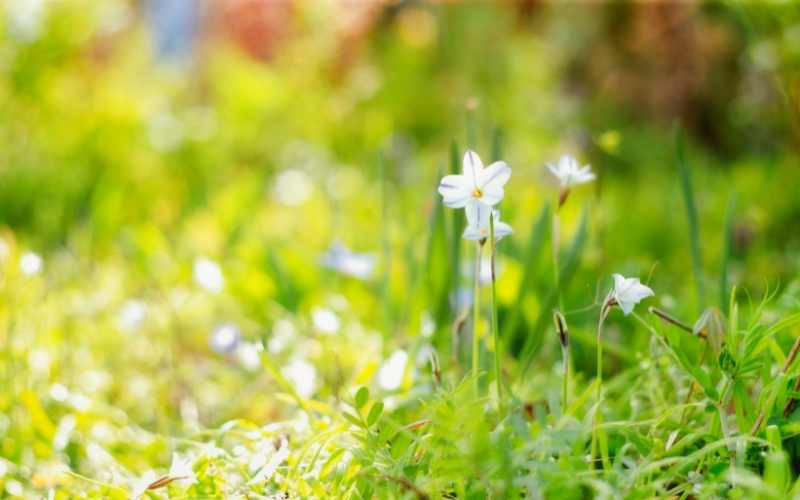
left=612, top=274, right=655, bottom=316
left=438, top=150, right=511, bottom=212
left=168, top=453, right=198, bottom=487
left=462, top=208, right=513, bottom=241
left=546, top=154, right=595, bottom=190
left=248, top=445, right=291, bottom=485
left=318, top=240, right=377, bottom=280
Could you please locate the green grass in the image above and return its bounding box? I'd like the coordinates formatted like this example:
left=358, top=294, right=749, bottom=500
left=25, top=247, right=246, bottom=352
left=3, top=2, right=800, bottom=499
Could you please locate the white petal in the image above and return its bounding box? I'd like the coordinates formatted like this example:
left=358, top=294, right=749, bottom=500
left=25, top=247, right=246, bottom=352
left=438, top=175, right=473, bottom=208
left=628, top=283, right=655, bottom=301
left=465, top=200, right=491, bottom=230
left=612, top=274, right=626, bottom=292
left=480, top=161, right=511, bottom=190
left=462, top=227, right=483, bottom=241
left=494, top=221, right=514, bottom=237
left=480, top=184, right=504, bottom=206
left=463, top=150, right=484, bottom=185
left=618, top=300, right=635, bottom=316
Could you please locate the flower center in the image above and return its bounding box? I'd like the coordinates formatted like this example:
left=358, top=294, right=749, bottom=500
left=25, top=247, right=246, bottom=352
left=472, top=188, right=483, bottom=198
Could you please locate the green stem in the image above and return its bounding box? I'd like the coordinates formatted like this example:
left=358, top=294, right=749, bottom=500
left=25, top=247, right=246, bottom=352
left=473, top=241, right=482, bottom=397
left=562, top=345, right=569, bottom=414
left=490, top=216, right=504, bottom=420
left=552, top=212, right=561, bottom=310
left=592, top=302, right=612, bottom=471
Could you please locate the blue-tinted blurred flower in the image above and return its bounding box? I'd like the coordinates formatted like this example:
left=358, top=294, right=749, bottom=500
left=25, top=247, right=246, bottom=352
left=462, top=209, right=513, bottom=241
left=143, top=0, right=198, bottom=66
left=318, top=240, right=377, bottom=280
left=209, top=323, right=241, bottom=354
left=612, top=274, right=655, bottom=316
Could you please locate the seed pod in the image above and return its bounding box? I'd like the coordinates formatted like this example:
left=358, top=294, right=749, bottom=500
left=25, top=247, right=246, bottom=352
left=553, top=308, right=569, bottom=350
left=429, top=348, right=441, bottom=389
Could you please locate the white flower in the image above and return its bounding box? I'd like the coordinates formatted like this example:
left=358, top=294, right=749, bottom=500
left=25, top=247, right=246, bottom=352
left=311, top=308, right=340, bottom=334
left=546, top=155, right=595, bottom=191
left=193, top=257, right=224, bottom=293
left=318, top=240, right=377, bottom=280
left=168, top=453, right=198, bottom=487
left=118, top=300, right=148, bottom=332
left=612, top=274, right=655, bottom=316
left=132, top=470, right=158, bottom=500
left=19, top=251, right=43, bottom=276
left=438, top=150, right=511, bottom=213
left=462, top=208, right=513, bottom=241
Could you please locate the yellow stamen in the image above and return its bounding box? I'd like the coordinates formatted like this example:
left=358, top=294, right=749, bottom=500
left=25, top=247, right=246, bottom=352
left=472, top=188, right=483, bottom=198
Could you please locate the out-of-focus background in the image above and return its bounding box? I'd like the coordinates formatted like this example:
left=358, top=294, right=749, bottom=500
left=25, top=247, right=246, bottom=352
left=1, top=0, right=800, bottom=491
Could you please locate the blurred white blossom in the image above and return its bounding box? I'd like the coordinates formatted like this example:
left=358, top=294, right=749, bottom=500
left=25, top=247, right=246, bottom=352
left=312, top=308, right=340, bottom=334
left=281, top=356, right=317, bottom=399
left=19, top=251, right=43, bottom=276
left=193, top=257, right=224, bottom=293
left=118, top=300, right=148, bottom=332
left=378, top=349, right=408, bottom=391
left=272, top=169, right=314, bottom=206
left=462, top=209, right=513, bottom=241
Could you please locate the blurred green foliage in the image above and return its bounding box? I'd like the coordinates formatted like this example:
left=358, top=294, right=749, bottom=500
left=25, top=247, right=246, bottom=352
left=1, top=1, right=800, bottom=498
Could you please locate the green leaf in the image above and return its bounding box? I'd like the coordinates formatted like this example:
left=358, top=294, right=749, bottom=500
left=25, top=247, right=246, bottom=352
left=367, top=402, right=384, bottom=427
left=694, top=367, right=712, bottom=389
left=355, top=387, right=369, bottom=410
left=343, top=412, right=366, bottom=429
left=319, top=448, right=347, bottom=479
left=704, top=387, right=720, bottom=402
left=720, top=191, right=736, bottom=314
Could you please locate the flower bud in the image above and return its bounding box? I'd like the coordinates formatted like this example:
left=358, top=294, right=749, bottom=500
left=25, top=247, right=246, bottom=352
left=553, top=308, right=569, bottom=350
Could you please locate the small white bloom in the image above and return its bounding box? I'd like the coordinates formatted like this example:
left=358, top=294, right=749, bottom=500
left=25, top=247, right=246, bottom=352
left=378, top=349, right=408, bottom=391
left=168, top=453, right=198, bottom=487
left=462, top=208, right=513, bottom=241
left=281, top=356, right=317, bottom=399
left=118, top=300, right=147, bottom=332
left=438, top=150, right=511, bottom=214
left=612, top=274, right=655, bottom=316
left=193, top=257, right=224, bottom=293
left=546, top=155, right=595, bottom=191
left=19, top=251, right=43, bottom=276
left=318, top=240, right=377, bottom=280
left=312, top=308, right=340, bottom=334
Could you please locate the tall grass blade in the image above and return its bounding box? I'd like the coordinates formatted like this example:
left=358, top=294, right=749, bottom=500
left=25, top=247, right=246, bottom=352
left=674, top=121, right=705, bottom=313
left=501, top=203, right=550, bottom=343
left=720, top=190, right=737, bottom=314
left=517, top=209, right=588, bottom=379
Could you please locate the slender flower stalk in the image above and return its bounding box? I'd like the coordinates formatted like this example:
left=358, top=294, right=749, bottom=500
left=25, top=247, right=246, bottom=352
left=553, top=309, right=569, bottom=413
left=591, top=274, right=654, bottom=471
left=490, top=215, right=504, bottom=420
left=472, top=240, right=484, bottom=395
